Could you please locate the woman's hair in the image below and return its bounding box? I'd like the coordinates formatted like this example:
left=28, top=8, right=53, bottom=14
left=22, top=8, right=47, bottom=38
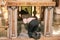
left=20, top=10, right=37, bottom=19
left=22, top=14, right=31, bottom=18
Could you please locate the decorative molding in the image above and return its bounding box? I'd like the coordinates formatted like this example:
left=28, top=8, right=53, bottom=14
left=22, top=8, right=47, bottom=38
left=7, top=2, right=56, bottom=6
left=8, top=6, right=17, bottom=10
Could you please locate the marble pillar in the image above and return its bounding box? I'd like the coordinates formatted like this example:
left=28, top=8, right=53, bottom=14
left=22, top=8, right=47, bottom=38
left=8, top=7, right=13, bottom=38
left=44, top=7, right=54, bottom=36
left=8, top=6, right=18, bottom=37
left=36, top=6, right=41, bottom=19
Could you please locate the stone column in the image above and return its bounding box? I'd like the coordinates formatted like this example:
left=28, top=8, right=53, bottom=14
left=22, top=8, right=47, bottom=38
left=44, top=7, right=54, bottom=36
left=14, top=7, right=18, bottom=37
left=36, top=6, right=41, bottom=19
left=8, top=6, right=18, bottom=37
left=11, top=6, right=17, bottom=37
left=32, top=6, right=34, bottom=16
left=8, top=7, right=13, bottom=38
left=44, top=7, right=48, bottom=36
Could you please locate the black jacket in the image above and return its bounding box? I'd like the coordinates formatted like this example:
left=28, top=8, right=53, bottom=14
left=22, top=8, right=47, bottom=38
left=28, top=19, right=39, bottom=32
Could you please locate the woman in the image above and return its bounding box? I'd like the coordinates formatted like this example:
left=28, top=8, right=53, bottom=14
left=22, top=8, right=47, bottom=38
left=20, top=10, right=41, bottom=39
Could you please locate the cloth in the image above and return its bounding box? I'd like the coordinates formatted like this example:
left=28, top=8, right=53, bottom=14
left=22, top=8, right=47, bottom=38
left=23, top=17, right=35, bottom=24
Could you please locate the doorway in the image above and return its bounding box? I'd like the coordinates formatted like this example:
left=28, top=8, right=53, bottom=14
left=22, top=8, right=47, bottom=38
left=17, top=6, right=45, bottom=37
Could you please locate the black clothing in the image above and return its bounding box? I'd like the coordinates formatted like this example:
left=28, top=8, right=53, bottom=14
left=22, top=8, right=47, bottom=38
left=28, top=19, right=39, bottom=32
left=28, top=19, right=41, bottom=39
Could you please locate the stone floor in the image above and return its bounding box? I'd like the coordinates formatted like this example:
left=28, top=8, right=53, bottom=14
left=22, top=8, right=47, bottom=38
left=0, top=36, right=60, bottom=40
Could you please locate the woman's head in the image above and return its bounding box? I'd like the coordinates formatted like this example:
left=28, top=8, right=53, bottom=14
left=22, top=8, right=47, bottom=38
left=22, top=14, right=30, bottom=18
left=19, top=9, right=30, bottom=18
